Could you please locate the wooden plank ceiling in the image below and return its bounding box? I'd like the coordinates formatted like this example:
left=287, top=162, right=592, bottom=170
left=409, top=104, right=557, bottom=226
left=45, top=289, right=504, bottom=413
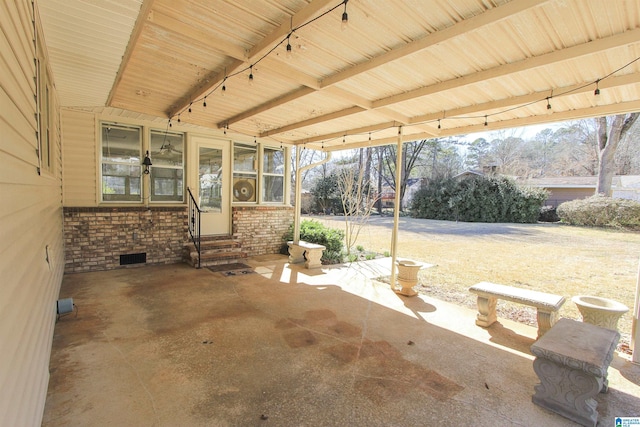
left=39, top=0, right=640, bottom=150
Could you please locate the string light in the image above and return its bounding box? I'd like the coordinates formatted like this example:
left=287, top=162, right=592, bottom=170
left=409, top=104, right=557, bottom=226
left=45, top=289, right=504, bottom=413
left=203, top=97, right=207, bottom=108
left=286, top=34, right=293, bottom=59
left=341, top=0, right=349, bottom=31
left=166, top=0, right=639, bottom=144
left=169, top=119, right=172, bottom=128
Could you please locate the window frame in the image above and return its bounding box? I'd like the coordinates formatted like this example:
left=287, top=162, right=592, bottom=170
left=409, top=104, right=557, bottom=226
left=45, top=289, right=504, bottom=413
left=100, top=122, right=143, bottom=203
left=149, top=129, right=185, bottom=203
left=261, top=146, right=286, bottom=203
left=232, top=142, right=259, bottom=204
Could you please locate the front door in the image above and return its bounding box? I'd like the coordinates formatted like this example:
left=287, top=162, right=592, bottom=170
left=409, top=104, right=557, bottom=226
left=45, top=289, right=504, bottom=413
left=193, top=136, right=230, bottom=235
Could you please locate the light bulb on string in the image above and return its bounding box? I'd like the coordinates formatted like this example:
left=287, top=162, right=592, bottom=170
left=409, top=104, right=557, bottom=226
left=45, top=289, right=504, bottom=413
left=437, top=119, right=441, bottom=130
left=286, top=35, right=292, bottom=59
left=188, top=103, right=192, bottom=114
left=341, top=0, right=349, bottom=30
left=177, top=115, right=181, bottom=123
left=546, top=97, right=553, bottom=115
left=484, top=115, right=488, bottom=127
left=248, top=65, right=254, bottom=86
left=169, top=119, right=172, bottom=128
left=203, top=97, right=207, bottom=108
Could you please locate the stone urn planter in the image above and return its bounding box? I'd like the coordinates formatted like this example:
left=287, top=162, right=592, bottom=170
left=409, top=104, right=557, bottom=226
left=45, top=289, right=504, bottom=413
left=572, top=295, right=629, bottom=331
left=396, top=260, right=423, bottom=297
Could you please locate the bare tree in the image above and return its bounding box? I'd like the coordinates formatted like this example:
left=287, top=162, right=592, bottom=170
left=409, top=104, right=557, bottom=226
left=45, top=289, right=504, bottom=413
left=380, top=140, right=427, bottom=211
left=336, top=166, right=379, bottom=256
left=596, top=113, right=640, bottom=195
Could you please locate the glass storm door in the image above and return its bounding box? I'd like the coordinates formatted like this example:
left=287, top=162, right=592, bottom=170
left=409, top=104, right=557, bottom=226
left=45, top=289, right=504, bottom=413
left=195, top=138, right=230, bottom=235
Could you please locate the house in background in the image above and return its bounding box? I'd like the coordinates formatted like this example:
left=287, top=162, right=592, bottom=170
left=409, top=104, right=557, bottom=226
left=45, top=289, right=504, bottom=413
left=521, top=176, right=640, bottom=207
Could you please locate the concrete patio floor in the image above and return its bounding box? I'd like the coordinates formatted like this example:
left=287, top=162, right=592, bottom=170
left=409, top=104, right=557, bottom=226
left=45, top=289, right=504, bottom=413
left=43, top=255, right=640, bottom=426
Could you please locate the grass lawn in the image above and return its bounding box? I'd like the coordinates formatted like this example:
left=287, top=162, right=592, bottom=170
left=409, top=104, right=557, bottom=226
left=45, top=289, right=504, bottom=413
left=310, top=215, right=640, bottom=346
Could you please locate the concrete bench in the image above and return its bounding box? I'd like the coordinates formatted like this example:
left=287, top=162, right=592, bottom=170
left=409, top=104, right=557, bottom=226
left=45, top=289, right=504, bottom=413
left=287, top=241, right=326, bottom=269
left=468, top=282, right=565, bottom=338
left=531, top=318, right=619, bottom=427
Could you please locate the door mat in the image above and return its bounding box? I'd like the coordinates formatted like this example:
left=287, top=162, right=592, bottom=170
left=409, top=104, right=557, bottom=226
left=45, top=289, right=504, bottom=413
left=208, top=263, right=255, bottom=276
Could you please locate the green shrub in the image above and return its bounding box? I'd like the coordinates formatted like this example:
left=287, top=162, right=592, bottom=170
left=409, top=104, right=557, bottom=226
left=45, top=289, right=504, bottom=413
left=557, top=195, right=640, bottom=229
left=411, top=176, right=548, bottom=223
left=283, top=219, right=345, bottom=263
left=538, top=206, right=560, bottom=222
left=356, top=245, right=365, bottom=252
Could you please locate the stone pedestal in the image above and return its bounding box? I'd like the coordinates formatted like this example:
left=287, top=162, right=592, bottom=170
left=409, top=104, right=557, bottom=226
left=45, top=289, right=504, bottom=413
left=530, top=318, right=619, bottom=427
left=395, top=260, right=422, bottom=297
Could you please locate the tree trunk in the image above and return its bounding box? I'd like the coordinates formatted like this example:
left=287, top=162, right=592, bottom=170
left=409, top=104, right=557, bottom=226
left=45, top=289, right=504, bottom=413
left=596, top=114, right=639, bottom=196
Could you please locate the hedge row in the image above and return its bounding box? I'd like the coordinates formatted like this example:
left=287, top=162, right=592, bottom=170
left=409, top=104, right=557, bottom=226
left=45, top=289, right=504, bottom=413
left=411, top=176, right=548, bottom=223
left=557, top=195, right=640, bottom=229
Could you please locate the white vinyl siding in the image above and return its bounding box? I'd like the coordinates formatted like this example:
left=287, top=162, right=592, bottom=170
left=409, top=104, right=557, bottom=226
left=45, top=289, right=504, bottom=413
left=0, top=2, right=64, bottom=426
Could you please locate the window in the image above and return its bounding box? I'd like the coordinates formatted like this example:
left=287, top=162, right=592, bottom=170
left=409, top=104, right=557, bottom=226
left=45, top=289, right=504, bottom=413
left=101, top=123, right=142, bottom=202
left=262, top=147, right=285, bottom=202
left=233, top=143, right=257, bottom=202
left=35, top=28, right=53, bottom=174
left=150, top=130, right=184, bottom=202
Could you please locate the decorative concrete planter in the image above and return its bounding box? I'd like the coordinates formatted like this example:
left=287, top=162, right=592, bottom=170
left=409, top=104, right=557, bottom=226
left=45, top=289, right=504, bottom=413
left=572, top=295, right=629, bottom=331
left=396, top=260, right=422, bottom=297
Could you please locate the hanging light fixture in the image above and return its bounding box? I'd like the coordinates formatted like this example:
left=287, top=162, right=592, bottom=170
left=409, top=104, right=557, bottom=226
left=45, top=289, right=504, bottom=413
left=286, top=34, right=293, bottom=59
left=142, top=151, right=152, bottom=174
left=341, top=0, right=349, bottom=30
left=248, top=65, right=254, bottom=85
left=546, top=97, right=553, bottom=114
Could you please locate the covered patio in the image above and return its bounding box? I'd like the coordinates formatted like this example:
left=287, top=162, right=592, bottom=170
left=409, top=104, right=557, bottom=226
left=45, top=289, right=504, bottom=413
left=44, top=257, right=640, bottom=426
left=4, top=0, right=640, bottom=425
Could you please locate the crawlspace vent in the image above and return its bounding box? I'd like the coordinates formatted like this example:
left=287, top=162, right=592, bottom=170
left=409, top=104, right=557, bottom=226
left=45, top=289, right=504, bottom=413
left=120, top=252, right=147, bottom=265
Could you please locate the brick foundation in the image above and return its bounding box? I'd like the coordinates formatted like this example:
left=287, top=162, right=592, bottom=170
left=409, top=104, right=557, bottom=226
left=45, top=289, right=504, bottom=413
left=232, top=206, right=294, bottom=257
left=63, top=206, right=188, bottom=273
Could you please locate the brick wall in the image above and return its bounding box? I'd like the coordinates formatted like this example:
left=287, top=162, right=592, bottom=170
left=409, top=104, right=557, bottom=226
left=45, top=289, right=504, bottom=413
left=63, top=206, right=188, bottom=273
left=232, top=206, right=294, bottom=256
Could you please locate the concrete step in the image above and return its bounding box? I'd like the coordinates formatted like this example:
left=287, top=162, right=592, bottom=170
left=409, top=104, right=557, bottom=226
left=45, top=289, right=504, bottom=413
left=183, top=236, right=246, bottom=268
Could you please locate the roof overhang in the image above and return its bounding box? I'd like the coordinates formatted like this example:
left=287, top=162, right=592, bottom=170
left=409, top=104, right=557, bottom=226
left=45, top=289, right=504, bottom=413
left=38, top=0, right=640, bottom=150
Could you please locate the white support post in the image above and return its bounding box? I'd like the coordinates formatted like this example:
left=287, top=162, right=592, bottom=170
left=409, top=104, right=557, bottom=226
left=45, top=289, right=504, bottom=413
left=293, top=146, right=302, bottom=245
left=292, top=149, right=332, bottom=244
left=389, top=126, right=403, bottom=290
left=632, top=257, right=640, bottom=363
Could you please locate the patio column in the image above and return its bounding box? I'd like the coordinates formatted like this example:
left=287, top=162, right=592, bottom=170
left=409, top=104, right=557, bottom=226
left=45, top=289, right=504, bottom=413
left=293, top=148, right=332, bottom=244
left=293, top=145, right=302, bottom=244
left=390, top=126, right=403, bottom=290
left=632, top=256, right=640, bottom=363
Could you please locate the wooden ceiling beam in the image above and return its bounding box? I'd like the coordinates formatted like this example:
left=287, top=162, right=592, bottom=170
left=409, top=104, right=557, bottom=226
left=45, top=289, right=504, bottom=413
left=259, top=106, right=366, bottom=137
left=374, top=28, right=640, bottom=109
left=319, top=0, right=549, bottom=88
left=170, top=0, right=335, bottom=118
left=409, top=72, right=640, bottom=125
left=218, top=87, right=316, bottom=128
left=292, top=73, right=640, bottom=147
left=215, top=0, right=546, bottom=129
left=294, top=121, right=399, bottom=145
left=107, top=0, right=156, bottom=107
